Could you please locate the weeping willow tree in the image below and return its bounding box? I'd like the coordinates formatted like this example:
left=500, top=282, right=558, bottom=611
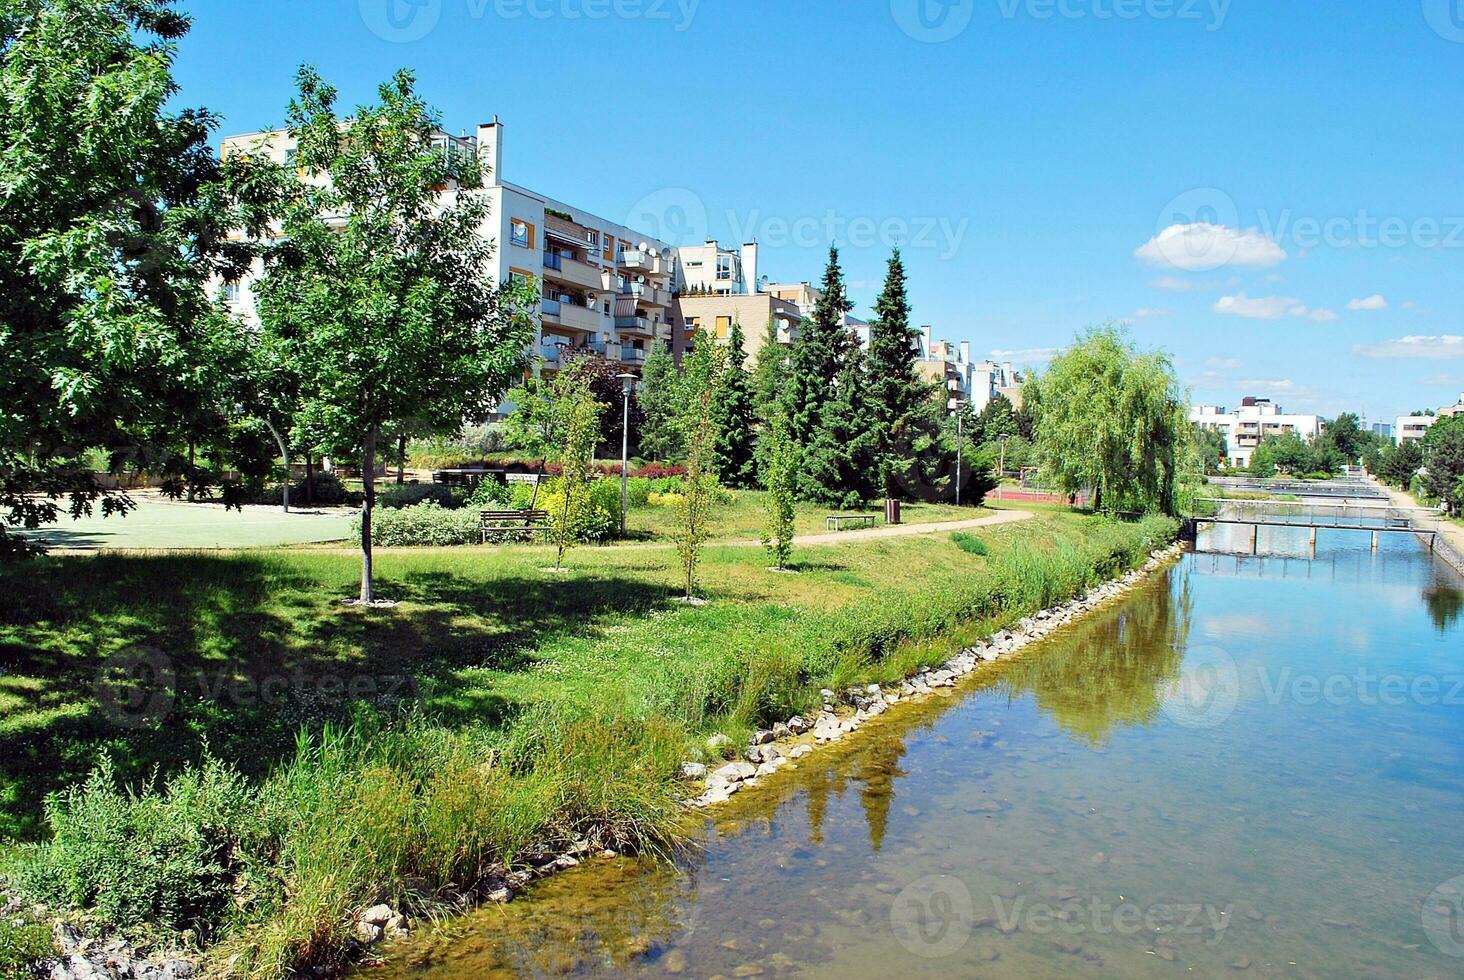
left=1024, top=324, right=1188, bottom=515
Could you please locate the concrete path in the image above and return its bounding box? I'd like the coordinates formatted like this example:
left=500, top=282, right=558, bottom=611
left=1376, top=482, right=1464, bottom=573
left=615, top=507, right=1035, bottom=551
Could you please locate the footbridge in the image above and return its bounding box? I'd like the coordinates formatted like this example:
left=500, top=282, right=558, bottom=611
left=1186, top=498, right=1445, bottom=554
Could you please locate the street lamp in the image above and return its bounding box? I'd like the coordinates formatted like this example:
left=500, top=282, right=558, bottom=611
left=955, top=406, right=963, bottom=507
left=617, top=372, right=637, bottom=537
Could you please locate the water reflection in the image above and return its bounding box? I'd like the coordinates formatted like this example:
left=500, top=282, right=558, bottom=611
left=1423, top=580, right=1464, bottom=632
left=992, top=569, right=1191, bottom=745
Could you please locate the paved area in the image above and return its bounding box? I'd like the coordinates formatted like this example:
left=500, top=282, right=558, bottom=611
left=17, top=495, right=356, bottom=550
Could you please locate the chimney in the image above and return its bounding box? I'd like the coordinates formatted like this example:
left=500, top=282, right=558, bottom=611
left=741, top=242, right=758, bottom=295
left=960, top=340, right=971, bottom=365
left=922, top=325, right=933, bottom=357
left=477, top=116, right=504, bottom=185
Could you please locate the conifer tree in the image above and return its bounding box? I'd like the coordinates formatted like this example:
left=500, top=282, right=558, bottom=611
left=799, top=347, right=878, bottom=508
left=782, top=246, right=856, bottom=449
left=865, top=248, right=931, bottom=497
left=752, top=315, right=790, bottom=421
left=711, top=318, right=758, bottom=488
left=637, top=340, right=680, bottom=461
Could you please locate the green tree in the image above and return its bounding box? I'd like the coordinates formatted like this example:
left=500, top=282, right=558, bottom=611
left=248, top=68, right=533, bottom=602
left=546, top=363, right=603, bottom=571
left=800, top=349, right=878, bottom=508
left=1327, top=412, right=1367, bottom=463
left=758, top=410, right=799, bottom=570
left=502, top=376, right=557, bottom=459
left=672, top=331, right=723, bottom=598
left=972, top=394, right=1019, bottom=446
left=782, top=246, right=856, bottom=449
left=865, top=249, right=930, bottom=496
left=637, top=340, right=680, bottom=462
left=1025, top=324, right=1186, bottom=515
left=1379, top=440, right=1422, bottom=488
left=0, top=0, right=261, bottom=556
left=751, top=315, right=790, bottom=422
left=711, top=318, right=758, bottom=488
left=1422, top=416, right=1464, bottom=514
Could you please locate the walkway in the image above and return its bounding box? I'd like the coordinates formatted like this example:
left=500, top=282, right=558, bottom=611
left=617, top=507, right=1035, bottom=551
left=1377, top=482, right=1464, bottom=575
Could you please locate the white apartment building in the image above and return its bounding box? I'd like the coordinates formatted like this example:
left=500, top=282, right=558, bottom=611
left=1191, top=397, right=1323, bottom=468
left=677, top=241, right=761, bottom=296
left=219, top=117, right=760, bottom=380
left=1396, top=415, right=1438, bottom=444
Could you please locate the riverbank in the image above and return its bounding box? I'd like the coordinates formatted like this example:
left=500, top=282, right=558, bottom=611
left=0, top=510, right=1176, bottom=978
left=1374, top=481, right=1464, bottom=576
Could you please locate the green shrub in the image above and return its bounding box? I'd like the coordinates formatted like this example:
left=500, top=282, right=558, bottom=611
left=354, top=502, right=481, bottom=547
left=253, top=471, right=356, bottom=507
left=538, top=479, right=623, bottom=544
left=10, top=756, right=264, bottom=938
left=951, top=531, right=988, bottom=555
left=375, top=483, right=461, bottom=510
left=0, top=919, right=52, bottom=980
left=465, top=479, right=513, bottom=509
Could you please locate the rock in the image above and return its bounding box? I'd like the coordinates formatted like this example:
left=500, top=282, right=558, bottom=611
left=483, top=885, right=514, bottom=903
left=163, top=959, right=195, bottom=979
left=786, top=716, right=809, bottom=733
left=1230, top=957, right=1251, bottom=970
left=353, top=921, right=382, bottom=944
left=790, top=745, right=813, bottom=759
left=866, top=684, right=882, bottom=694
left=712, top=761, right=756, bottom=783
left=681, top=762, right=707, bottom=780
left=751, top=729, right=776, bottom=745
left=360, top=904, right=395, bottom=926
left=663, top=949, right=687, bottom=974
left=553, top=854, right=580, bottom=870
left=706, top=733, right=732, bottom=751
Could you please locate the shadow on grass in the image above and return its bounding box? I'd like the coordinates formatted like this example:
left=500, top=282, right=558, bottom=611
left=0, top=552, right=667, bottom=840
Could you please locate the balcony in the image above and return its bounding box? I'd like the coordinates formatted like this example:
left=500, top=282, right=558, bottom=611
left=618, top=249, right=665, bottom=275
left=586, top=339, right=622, bottom=361
left=621, top=347, right=647, bottom=365
left=620, top=282, right=672, bottom=308
left=615, top=315, right=654, bottom=335
left=542, top=251, right=605, bottom=291
left=542, top=298, right=602, bottom=333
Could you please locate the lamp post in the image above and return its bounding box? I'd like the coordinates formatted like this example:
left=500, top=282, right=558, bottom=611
left=999, top=434, right=1009, bottom=478
left=617, top=372, right=637, bottom=537
left=955, top=407, right=963, bottom=507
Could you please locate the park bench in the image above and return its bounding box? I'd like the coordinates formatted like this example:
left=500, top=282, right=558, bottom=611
left=480, top=509, right=550, bottom=543
left=825, top=514, right=877, bottom=532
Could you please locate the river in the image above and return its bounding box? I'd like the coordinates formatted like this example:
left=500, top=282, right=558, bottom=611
left=371, top=521, right=1464, bottom=978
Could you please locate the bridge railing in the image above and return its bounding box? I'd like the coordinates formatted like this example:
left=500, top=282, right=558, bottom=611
left=1189, top=498, right=1444, bottom=532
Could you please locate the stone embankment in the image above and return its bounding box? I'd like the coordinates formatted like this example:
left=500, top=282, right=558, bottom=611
left=687, top=541, right=1188, bottom=808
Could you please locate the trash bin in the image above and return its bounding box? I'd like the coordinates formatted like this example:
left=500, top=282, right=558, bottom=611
left=884, top=498, right=901, bottom=525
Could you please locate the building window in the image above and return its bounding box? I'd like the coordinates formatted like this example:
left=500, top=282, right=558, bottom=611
left=715, top=315, right=732, bottom=339
left=716, top=256, right=732, bottom=280
left=224, top=281, right=241, bottom=303
left=511, top=220, right=531, bottom=248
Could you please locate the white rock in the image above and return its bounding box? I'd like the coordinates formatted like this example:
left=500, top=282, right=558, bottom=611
left=790, top=744, right=813, bottom=759
left=681, top=762, right=707, bottom=780
left=360, top=904, right=395, bottom=926
left=712, top=761, right=757, bottom=783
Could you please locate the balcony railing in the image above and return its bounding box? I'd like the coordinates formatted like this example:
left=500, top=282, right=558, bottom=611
left=541, top=298, right=562, bottom=317
left=615, top=316, right=653, bottom=333
left=621, top=347, right=647, bottom=364
left=542, top=251, right=563, bottom=271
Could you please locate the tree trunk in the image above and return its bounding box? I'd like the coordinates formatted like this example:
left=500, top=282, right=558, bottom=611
left=186, top=440, right=196, bottom=502
left=304, top=454, right=315, bottom=506
left=360, top=429, right=377, bottom=604
left=264, top=420, right=290, bottom=514
left=397, top=432, right=407, bottom=485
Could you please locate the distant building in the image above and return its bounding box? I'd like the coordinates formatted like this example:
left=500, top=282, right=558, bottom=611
left=1397, top=415, right=1438, bottom=444
left=677, top=292, right=801, bottom=366
left=1368, top=421, right=1393, bottom=438
left=1190, top=397, right=1322, bottom=468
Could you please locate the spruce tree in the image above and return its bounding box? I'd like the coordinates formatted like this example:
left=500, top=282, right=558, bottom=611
left=637, top=340, right=680, bottom=462
left=782, top=246, right=856, bottom=449
left=799, top=348, right=878, bottom=508
left=865, top=248, right=931, bottom=497
left=711, top=318, right=758, bottom=488
left=752, top=315, right=790, bottom=421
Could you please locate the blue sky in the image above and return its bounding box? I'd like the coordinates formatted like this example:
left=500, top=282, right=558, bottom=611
left=173, top=0, right=1464, bottom=422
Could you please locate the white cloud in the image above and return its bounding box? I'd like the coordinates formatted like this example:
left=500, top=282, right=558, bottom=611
left=1353, top=335, right=1464, bottom=359
left=1213, top=293, right=1335, bottom=322
left=1205, top=357, right=1243, bottom=370
left=1347, top=294, right=1388, bottom=311
left=1151, top=276, right=1217, bottom=292
left=1423, top=373, right=1463, bottom=387
left=1135, top=223, right=1287, bottom=272
left=1130, top=307, right=1170, bottom=319
left=989, top=347, right=1060, bottom=363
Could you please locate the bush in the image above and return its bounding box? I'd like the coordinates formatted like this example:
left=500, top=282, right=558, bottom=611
left=354, top=502, right=481, bottom=547
left=254, top=471, right=356, bottom=507
left=10, top=756, right=264, bottom=937
left=0, top=919, right=52, bottom=980
left=951, top=531, right=988, bottom=555
left=465, top=479, right=514, bottom=509
left=375, top=483, right=461, bottom=510
left=538, top=479, right=622, bottom=544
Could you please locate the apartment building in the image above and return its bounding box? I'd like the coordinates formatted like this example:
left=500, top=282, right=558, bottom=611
left=766, top=282, right=871, bottom=347
left=677, top=241, right=761, bottom=296
left=1396, top=393, right=1464, bottom=444
left=1191, top=397, right=1323, bottom=468
left=219, top=118, right=764, bottom=382
left=678, top=292, right=801, bottom=366
left=915, top=328, right=973, bottom=410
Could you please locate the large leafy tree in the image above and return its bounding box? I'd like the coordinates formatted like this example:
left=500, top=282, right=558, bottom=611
left=1026, top=324, right=1186, bottom=515
left=1422, top=415, right=1464, bottom=515
left=249, top=67, right=533, bottom=602
left=865, top=248, right=931, bottom=497
left=0, top=0, right=257, bottom=555
left=710, top=318, right=757, bottom=488
left=1379, top=439, right=1423, bottom=488
left=782, top=246, right=856, bottom=449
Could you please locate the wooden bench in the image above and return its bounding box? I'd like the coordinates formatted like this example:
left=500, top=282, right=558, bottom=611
left=480, top=509, right=550, bottom=542
left=825, top=514, right=877, bottom=532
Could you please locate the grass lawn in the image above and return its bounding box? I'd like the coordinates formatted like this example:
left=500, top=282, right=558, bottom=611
left=13, top=494, right=356, bottom=550
left=620, top=489, right=971, bottom=543
left=0, top=505, right=1176, bottom=975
